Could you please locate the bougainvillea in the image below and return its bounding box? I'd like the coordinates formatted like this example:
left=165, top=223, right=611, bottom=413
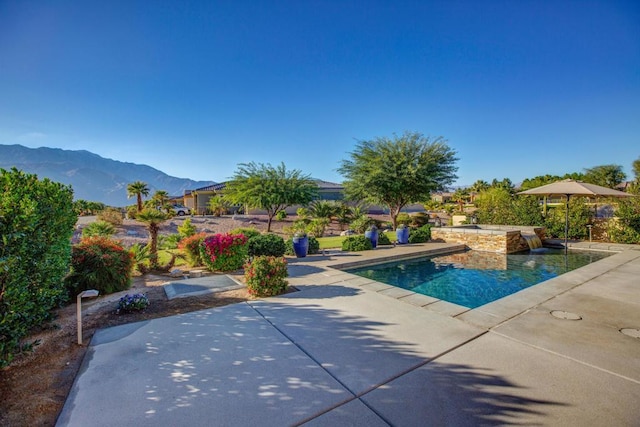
left=200, top=233, right=248, bottom=272
left=244, top=256, right=288, bottom=297
left=178, top=232, right=210, bottom=266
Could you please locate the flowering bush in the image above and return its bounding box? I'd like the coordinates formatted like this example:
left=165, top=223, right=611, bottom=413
left=178, top=232, right=209, bottom=266
left=244, top=256, right=288, bottom=297
left=200, top=233, right=248, bottom=272
left=65, top=236, right=134, bottom=297
left=116, top=293, right=150, bottom=314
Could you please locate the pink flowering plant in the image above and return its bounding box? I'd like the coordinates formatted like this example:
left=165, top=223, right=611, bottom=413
left=200, top=233, right=248, bottom=272
left=244, top=256, right=288, bottom=297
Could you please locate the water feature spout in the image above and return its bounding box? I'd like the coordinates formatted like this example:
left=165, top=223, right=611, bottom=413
left=522, top=234, right=543, bottom=250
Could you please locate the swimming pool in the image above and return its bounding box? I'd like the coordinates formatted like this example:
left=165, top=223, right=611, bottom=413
left=347, top=248, right=613, bottom=309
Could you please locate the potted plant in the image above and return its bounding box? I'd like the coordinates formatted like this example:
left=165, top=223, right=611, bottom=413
left=396, top=223, right=409, bottom=244
left=292, top=232, right=309, bottom=258
left=364, top=225, right=379, bottom=248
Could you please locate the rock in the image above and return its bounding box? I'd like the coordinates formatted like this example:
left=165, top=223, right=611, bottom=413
left=190, top=270, right=204, bottom=278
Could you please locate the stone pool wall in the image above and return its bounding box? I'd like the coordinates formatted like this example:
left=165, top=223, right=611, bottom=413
left=431, top=225, right=546, bottom=254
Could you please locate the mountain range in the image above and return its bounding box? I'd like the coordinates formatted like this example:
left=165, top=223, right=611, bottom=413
left=0, top=144, right=215, bottom=206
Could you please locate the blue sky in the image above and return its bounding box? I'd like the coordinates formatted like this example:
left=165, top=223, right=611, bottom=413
left=1, top=0, right=639, bottom=186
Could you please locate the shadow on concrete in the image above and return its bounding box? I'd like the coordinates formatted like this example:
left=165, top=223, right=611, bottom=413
left=59, top=301, right=566, bottom=426
left=286, top=264, right=327, bottom=277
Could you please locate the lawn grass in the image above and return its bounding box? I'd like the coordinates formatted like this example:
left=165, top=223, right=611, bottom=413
left=158, top=249, right=187, bottom=267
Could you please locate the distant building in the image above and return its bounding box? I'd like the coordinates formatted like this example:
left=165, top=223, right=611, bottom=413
left=431, top=192, right=453, bottom=203
left=182, top=180, right=344, bottom=215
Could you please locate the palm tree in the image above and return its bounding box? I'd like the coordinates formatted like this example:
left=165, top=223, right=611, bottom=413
left=309, top=200, right=337, bottom=221
left=151, top=190, right=170, bottom=212
left=135, top=208, right=169, bottom=269
left=127, top=181, right=150, bottom=212
left=451, top=188, right=470, bottom=212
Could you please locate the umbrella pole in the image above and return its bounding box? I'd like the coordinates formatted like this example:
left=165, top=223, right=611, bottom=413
left=564, top=195, right=570, bottom=254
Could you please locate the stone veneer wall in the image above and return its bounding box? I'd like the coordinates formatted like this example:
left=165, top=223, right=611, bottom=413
left=431, top=225, right=546, bottom=254
left=434, top=250, right=508, bottom=270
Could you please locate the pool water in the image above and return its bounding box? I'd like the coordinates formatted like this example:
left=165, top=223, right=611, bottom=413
left=348, top=248, right=612, bottom=309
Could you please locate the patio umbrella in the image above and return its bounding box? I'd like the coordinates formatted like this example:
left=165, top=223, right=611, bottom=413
left=517, top=179, right=633, bottom=252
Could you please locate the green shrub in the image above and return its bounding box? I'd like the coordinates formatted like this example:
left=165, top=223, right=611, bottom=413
left=0, top=168, right=76, bottom=367
left=609, top=198, right=640, bottom=243
left=82, top=220, right=116, bottom=238
left=244, top=256, right=288, bottom=297
left=126, top=205, right=138, bottom=219
left=178, top=232, right=208, bottom=267
left=97, top=207, right=124, bottom=226
left=296, top=207, right=310, bottom=219
left=230, top=227, right=261, bottom=241
left=342, top=235, right=373, bottom=252
left=248, top=233, right=286, bottom=257
left=129, top=243, right=151, bottom=273
left=200, top=233, right=248, bottom=272
left=396, top=213, right=412, bottom=226
left=178, top=218, right=197, bottom=238
left=308, top=218, right=330, bottom=237
left=409, top=224, right=432, bottom=243
left=544, top=198, right=591, bottom=239
left=283, top=219, right=309, bottom=237
left=285, top=238, right=294, bottom=256
left=410, top=212, right=430, bottom=228
left=275, top=210, right=287, bottom=220
left=159, top=233, right=182, bottom=250
left=116, top=293, right=150, bottom=314
left=308, top=236, right=320, bottom=254
left=349, top=215, right=374, bottom=234
left=378, top=232, right=392, bottom=245
left=65, top=236, right=134, bottom=297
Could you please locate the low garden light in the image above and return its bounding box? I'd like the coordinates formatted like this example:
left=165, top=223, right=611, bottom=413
left=77, top=289, right=99, bottom=345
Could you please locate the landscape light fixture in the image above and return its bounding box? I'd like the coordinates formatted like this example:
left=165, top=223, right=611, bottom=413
left=77, top=289, right=99, bottom=345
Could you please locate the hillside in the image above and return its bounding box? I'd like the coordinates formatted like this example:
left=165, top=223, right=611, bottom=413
left=0, top=144, right=214, bottom=206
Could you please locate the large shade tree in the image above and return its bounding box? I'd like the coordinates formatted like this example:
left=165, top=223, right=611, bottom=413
left=338, top=131, right=458, bottom=228
left=127, top=181, right=150, bottom=212
left=223, top=162, right=318, bottom=232
left=583, top=164, right=626, bottom=188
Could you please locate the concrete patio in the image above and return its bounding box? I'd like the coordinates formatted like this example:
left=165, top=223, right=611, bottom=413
left=57, top=243, right=640, bottom=426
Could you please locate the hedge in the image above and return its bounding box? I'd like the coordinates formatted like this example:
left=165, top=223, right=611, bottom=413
left=0, top=168, right=76, bottom=367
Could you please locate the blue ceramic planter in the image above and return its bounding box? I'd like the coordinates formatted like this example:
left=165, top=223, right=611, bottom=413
left=365, top=227, right=379, bottom=248
left=292, top=235, right=309, bottom=258
left=396, top=227, right=409, bottom=244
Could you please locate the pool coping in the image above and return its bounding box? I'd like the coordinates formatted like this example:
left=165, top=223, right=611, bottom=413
left=306, top=242, right=640, bottom=329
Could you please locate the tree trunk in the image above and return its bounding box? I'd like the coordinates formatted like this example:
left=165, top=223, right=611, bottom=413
left=266, top=213, right=274, bottom=232
left=149, top=223, right=159, bottom=269
left=137, top=194, right=143, bottom=212
left=390, top=205, right=401, bottom=230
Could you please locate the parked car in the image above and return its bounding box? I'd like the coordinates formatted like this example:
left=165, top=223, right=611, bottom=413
left=171, top=204, right=191, bottom=216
